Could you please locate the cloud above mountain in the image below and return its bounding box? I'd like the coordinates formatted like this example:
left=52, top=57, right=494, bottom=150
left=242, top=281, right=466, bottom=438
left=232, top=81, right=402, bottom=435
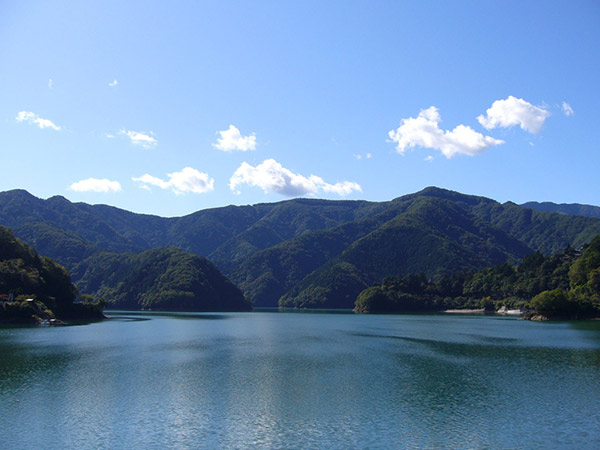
left=229, top=159, right=361, bottom=197
left=132, top=167, right=214, bottom=194
left=69, top=178, right=122, bottom=193
left=213, top=125, right=256, bottom=151
left=477, top=96, right=550, bottom=133
left=388, top=106, right=504, bottom=158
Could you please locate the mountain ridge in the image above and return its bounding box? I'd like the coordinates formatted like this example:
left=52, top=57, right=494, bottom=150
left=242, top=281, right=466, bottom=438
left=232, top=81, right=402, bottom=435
left=521, top=201, right=600, bottom=220
left=2, top=187, right=599, bottom=309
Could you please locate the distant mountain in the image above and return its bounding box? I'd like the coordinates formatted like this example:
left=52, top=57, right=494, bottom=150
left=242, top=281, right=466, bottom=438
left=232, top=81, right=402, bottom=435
left=521, top=201, right=600, bottom=220
left=2, top=187, right=600, bottom=310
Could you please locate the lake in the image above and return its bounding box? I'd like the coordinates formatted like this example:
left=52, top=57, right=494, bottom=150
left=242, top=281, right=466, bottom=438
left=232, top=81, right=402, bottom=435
left=1, top=311, right=599, bottom=449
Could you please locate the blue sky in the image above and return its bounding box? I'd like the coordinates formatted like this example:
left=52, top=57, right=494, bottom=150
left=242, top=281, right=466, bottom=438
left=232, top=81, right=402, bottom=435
left=1, top=1, right=598, bottom=217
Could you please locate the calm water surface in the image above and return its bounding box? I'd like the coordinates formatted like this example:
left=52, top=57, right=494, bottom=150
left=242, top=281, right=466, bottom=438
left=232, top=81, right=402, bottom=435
left=1, top=311, right=599, bottom=449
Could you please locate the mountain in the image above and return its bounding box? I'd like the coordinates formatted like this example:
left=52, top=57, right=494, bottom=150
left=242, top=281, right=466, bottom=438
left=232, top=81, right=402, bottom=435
left=74, top=247, right=250, bottom=311
left=0, top=225, right=103, bottom=322
left=521, top=201, right=600, bottom=220
left=2, top=187, right=600, bottom=309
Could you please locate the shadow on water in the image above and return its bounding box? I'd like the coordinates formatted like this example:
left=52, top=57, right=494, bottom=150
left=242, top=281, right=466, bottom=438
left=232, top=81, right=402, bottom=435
left=255, top=307, right=355, bottom=315
left=105, top=310, right=231, bottom=321
left=568, top=319, right=600, bottom=332
left=105, top=316, right=152, bottom=322
left=346, top=331, right=600, bottom=366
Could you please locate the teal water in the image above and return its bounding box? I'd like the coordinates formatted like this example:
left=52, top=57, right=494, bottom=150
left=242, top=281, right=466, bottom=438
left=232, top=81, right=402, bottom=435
left=1, top=311, right=599, bottom=449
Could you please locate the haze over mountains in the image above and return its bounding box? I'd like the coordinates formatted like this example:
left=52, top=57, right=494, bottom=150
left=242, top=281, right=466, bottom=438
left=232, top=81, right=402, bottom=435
left=1, top=187, right=599, bottom=309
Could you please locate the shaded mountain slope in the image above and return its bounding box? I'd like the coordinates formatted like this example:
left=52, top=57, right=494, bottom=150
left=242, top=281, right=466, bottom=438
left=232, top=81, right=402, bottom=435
left=279, top=196, right=533, bottom=308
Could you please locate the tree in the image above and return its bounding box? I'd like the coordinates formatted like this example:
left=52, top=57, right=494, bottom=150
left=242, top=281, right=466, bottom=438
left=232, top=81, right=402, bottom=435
left=530, top=289, right=572, bottom=318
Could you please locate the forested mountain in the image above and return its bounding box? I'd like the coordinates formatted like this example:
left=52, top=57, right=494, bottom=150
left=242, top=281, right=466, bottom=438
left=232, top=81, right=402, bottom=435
left=0, top=225, right=104, bottom=322
left=521, top=201, right=600, bottom=220
left=1, top=187, right=600, bottom=309
left=73, top=247, right=250, bottom=311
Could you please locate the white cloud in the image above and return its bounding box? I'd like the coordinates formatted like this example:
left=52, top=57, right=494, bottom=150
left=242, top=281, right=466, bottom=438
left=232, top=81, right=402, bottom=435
left=16, top=111, right=62, bottom=131
left=388, top=106, right=504, bottom=159
left=213, top=125, right=256, bottom=151
left=229, top=158, right=361, bottom=197
left=477, top=96, right=550, bottom=133
left=109, top=79, right=118, bottom=87
left=425, top=155, right=434, bottom=162
left=69, top=178, right=122, bottom=193
left=132, top=167, right=214, bottom=195
left=48, top=78, right=53, bottom=88
left=366, top=153, right=372, bottom=159
left=562, top=101, right=574, bottom=117
left=119, top=129, right=157, bottom=148
left=354, top=153, right=372, bottom=160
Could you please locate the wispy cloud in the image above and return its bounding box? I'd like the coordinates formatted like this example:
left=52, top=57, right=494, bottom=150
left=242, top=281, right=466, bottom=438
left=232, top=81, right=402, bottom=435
left=16, top=111, right=62, bottom=131
left=425, top=155, right=434, bottom=162
left=561, top=101, right=574, bottom=117
left=133, top=167, right=214, bottom=194
left=119, top=130, right=157, bottom=148
left=109, top=79, right=118, bottom=87
left=477, top=96, right=550, bottom=133
left=48, top=79, right=53, bottom=89
left=213, top=125, right=256, bottom=151
left=229, top=158, right=361, bottom=197
left=388, top=106, right=503, bottom=159
left=69, top=178, right=122, bottom=193
left=354, top=153, right=373, bottom=160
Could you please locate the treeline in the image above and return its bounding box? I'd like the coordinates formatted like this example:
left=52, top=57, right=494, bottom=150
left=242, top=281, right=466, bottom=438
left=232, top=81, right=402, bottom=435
left=0, top=226, right=104, bottom=323
left=355, top=236, right=600, bottom=319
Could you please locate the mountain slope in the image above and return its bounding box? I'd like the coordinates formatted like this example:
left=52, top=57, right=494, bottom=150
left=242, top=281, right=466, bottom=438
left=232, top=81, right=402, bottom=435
left=279, top=195, right=533, bottom=308
left=74, top=247, right=250, bottom=311
left=0, top=225, right=103, bottom=322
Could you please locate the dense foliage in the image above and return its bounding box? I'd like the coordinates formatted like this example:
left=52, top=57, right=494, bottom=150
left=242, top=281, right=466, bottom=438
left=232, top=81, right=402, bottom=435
left=75, top=247, right=250, bottom=311
left=0, top=225, right=104, bottom=322
left=355, top=237, right=600, bottom=319
left=2, top=187, right=600, bottom=309
left=274, top=196, right=532, bottom=309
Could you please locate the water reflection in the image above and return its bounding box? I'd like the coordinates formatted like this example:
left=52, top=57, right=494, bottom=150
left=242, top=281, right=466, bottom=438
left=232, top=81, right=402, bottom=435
left=1, top=313, right=599, bottom=449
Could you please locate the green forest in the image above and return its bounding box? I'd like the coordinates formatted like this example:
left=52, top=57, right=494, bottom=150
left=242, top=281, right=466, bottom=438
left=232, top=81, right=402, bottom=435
left=0, top=226, right=104, bottom=324
left=355, top=235, right=600, bottom=319
left=74, top=247, right=251, bottom=312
